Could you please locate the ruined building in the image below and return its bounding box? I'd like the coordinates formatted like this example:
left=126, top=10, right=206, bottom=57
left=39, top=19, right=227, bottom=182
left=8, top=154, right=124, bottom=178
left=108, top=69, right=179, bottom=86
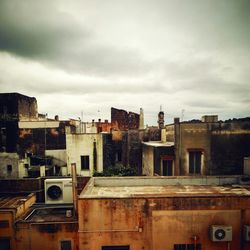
left=0, top=93, right=73, bottom=178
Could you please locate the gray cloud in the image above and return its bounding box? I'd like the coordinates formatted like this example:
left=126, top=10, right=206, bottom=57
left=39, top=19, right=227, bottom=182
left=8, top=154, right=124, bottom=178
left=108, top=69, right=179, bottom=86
left=0, top=0, right=249, bottom=124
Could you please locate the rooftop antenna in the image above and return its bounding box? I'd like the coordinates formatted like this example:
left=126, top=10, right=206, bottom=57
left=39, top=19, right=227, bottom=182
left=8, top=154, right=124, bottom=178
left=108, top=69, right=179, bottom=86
left=160, top=105, right=162, bottom=112
left=81, top=110, right=83, bottom=121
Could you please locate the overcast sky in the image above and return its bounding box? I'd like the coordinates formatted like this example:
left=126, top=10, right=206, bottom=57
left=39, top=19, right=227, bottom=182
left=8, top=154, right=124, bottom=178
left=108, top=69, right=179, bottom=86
left=0, top=0, right=249, bottom=125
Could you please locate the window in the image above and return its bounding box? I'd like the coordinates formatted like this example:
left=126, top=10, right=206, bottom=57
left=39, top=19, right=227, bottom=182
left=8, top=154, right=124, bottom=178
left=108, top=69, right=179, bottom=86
left=102, top=246, right=130, bottom=250
left=0, top=237, right=11, bottom=250
left=189, top=151, right=202, bottom=174
left=7, top=165, right=12, bottom=173
left=174, top=244, right=201, bottom=250
left=0, top=221, right=9, bottom=228
left=115, top=150, right=122, bottom=162
left=81, top=155, right=90, bottom=170
left=60, top=240, right=72, bottom=250
left=162, top=160, right=173, bottom=176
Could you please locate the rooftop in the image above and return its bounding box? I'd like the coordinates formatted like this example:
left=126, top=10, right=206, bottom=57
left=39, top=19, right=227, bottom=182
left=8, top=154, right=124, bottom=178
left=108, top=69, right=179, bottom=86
left=80, top=176, right=250, bottom=199
left=0, top=194, right=34, bottom=209
left=23, top=205, right=76, bottom=222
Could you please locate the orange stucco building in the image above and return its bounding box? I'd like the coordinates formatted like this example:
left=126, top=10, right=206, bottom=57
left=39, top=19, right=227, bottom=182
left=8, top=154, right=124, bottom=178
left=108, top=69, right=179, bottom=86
left=2, top=176, right=250, bottom=250
left=78, top=176, right=250, bottom=250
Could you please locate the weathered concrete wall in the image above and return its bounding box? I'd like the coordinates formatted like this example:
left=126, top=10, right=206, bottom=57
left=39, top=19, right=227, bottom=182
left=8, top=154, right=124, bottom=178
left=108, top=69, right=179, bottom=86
left=0, top=93, right=37, bottom=121
left=244, top=157, right=250, bottom=175
left=46, top=149, right=67, bottom=167
left=103, top=133, right=115, bottom=169
left=165, top=124, right=175, bottom=142
left=16, top=222, right=78, bottom=250
left=111, top=107, right=139, bottom=130
left=0, top=193, right=36, bottom=250
left=143, top=126, right=161, bottom=141
left=17, top=95, right=37, bottom=120
left=18, top=121, right=69, bottom=157
left=152, top=210, right=241, bottom=250
left=0, top=152, right=19, bottom=178
left=170, top=118, right=250, bottom=176
left=177, top=123, right=211, bottom=175
left=211, top=130, right=250, bottom=175
left=142, top=145, right=154, bottom=176
left=0, top=211, right=16, bottom=250
left=66, top=133, right=103, bottom=176
left=0, top=121, right=19, bottom=153
left=78, top=196, right=250, bottom=250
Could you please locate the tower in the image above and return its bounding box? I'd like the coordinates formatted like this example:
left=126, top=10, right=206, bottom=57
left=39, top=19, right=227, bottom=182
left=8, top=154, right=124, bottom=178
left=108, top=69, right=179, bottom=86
left=158, top=111, right=164, bottom=129
left=139, top=108, right=144, bottom=130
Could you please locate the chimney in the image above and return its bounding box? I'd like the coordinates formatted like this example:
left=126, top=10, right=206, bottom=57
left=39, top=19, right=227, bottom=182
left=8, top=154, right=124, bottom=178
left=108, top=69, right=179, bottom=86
left=54, top=115, right=59, bottom=121
left=174, top=117, right=180, bottom=124
left=139, top=108, right=144, bottom=130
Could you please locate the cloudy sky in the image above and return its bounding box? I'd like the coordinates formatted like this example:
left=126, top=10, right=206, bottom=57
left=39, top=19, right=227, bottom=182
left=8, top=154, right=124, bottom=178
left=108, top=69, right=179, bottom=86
left=0, top=0, right=249, bottom=125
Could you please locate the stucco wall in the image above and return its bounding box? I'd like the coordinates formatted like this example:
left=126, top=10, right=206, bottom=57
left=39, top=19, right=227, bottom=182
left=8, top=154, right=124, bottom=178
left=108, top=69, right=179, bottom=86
left=0, top=152, right=19, bottom=178
left=142, top=145, right=154, bottom=176
left=78, top=196, right=250, bottom=250
left=66, top=133, right=103, bottom=176
left=16, top=222, right=78, bottom=250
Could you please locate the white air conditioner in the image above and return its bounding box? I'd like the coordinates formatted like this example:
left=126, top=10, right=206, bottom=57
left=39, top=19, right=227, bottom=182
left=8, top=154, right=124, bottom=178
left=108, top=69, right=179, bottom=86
left=210, top=225, right=232, bottom=242
left=243, top=225, right=250, bottom=241
left=45, top=178, right=73, bottom=204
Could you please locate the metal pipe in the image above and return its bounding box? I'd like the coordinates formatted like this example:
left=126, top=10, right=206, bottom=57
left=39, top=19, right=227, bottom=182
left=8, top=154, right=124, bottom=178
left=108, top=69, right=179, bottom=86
left=78, top=226, right=142, bottom=233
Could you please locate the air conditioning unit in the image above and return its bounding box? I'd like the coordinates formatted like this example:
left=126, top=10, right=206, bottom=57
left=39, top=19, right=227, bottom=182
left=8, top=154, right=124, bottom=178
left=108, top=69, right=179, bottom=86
left=210, top=225, right=232, bottom=242
left=243, top=225, right=250, bottom=241
left=45, top=178, right=73, bottom=204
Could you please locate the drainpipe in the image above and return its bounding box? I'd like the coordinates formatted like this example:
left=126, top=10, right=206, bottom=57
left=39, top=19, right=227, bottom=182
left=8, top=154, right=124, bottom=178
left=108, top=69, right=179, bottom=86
left=71, top=163, right=78, bottom=216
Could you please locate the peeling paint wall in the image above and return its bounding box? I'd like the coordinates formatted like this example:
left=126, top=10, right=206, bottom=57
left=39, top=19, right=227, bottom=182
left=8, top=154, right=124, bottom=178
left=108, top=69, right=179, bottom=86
left=111, top=107, right=139, bottom=130
left=16, top=222, right=78, bottom=250
left=0, top=152, right=19, bottom=178
left=142, top=145, right=154, bottom=176
left=78, top=196, right=250, bottom=250
left=165, top=119, right=250, bottom=176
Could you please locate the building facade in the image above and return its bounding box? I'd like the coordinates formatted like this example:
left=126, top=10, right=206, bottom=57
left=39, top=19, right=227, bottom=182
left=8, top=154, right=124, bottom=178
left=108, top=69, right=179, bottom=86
left=78, top=176, right=250, bottom=250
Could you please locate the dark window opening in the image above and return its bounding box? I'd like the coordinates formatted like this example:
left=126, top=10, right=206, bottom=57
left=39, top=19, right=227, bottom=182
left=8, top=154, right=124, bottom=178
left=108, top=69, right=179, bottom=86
left=7, top=165, right=12, bottom=173
left=60, top=240, right=72, bottom=250
left=0, top=221, right=9, bottom=228
left=81, top=155, right=90, bottom=170
left=174, top=244, right=201, bottom=250
left=189, top=151, right=202, bottom=174
left=0, top=237, right=11, bottom=250
left=55, top=165, right=61, bottom=175
left=162, top=160, right=173, bottom=176
left=116, top=150, right=122, bottom=162
left=102, top=246, right=130, bottom=250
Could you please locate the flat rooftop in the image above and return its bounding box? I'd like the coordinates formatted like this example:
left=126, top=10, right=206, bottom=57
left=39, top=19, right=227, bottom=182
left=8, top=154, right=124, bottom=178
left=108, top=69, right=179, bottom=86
left=0, top=194, right=33, bottom=209
left=23, top=206, right=76, bottom=222
left=80, top=176, right=250, bottom=199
